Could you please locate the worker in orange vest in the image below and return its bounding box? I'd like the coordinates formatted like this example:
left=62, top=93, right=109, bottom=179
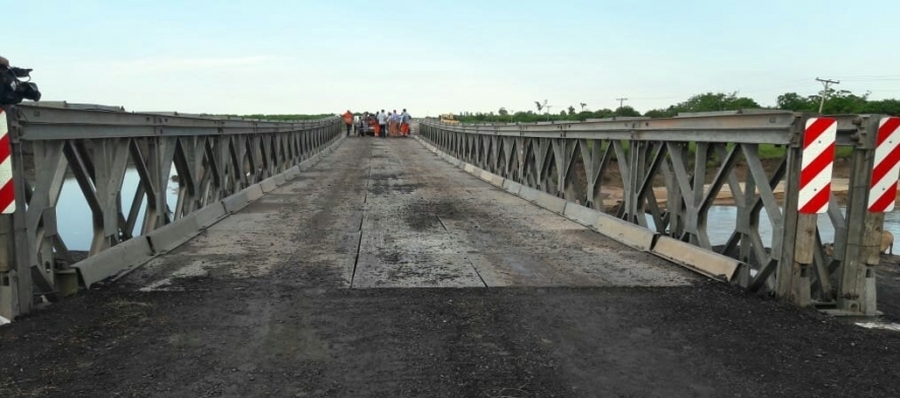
left=342, top=110, right=353, bottom=136
left=400, top=108, right=411, bottom=136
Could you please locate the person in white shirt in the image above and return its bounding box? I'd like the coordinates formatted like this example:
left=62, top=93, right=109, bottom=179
left=377, top=110, right=387, bottom=138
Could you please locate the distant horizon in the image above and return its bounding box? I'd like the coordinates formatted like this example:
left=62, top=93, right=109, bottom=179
left=29, top=86, right=891, bottom=118
left=6, top=0, right=899, bottom=115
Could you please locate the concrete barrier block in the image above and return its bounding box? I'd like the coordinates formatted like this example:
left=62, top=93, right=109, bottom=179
left=564, top=203, right=601, bottom=227
left=284, top=167, right=301, bottom=180
left=221, top=191, right=249, bottom=214
left=260, top=177, right=279, bottom=193
left=502, top=180, right=523, bottom=195
left=193, top=201, right=227, bottom=229
left=519, top=186, right=541, bottom=202
left=146, top=214, right=202, bottom=254
left=534, top=191, right=567, bottom=214
left=651, top=236, right=739, bottom=282
left=221, top=186, right=258, bottom=213
left=245, top=184, right=264, bottom=202
left=75, top=237, right=154, bottom=287
left=594, top=214, right=657, bottom=251
left=464, top=163, right=476, bottom=173
left=271, top=173, right=286, bottom=186
left=479, top=170, right=493, bottom=182
left=490, top=175, right=505, bottom=187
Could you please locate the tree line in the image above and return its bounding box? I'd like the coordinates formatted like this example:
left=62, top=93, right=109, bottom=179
left=240, top=113, right=336, bottom=121
left=452, top=89, right=900, bottom=123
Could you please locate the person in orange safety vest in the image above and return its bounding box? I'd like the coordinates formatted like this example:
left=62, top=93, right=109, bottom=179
left=342, top=110, right=353, bottom=136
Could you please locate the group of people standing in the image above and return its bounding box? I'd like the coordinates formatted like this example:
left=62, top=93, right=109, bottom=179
left=342, top=109, right=412, bottom=138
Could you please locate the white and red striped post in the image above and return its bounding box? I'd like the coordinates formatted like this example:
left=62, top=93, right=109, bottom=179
left=836, top=116, right=900, bottom=315
left=0, top=108, right=14, bottom=214
left=868, top=117, right=900, bottom=213
left=782, top=117, right=837, bottom=305
left=0, top=107, right=19, bottom=321
left=798, top=117, right=837, bottom=214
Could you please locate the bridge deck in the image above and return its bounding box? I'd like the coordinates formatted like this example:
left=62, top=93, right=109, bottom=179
left=129, top=136, right=692, bottom=290
left=2, top=138, right=900, bottom=397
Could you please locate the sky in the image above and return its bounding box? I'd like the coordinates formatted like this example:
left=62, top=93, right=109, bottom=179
left=6, top=0, right=900, bottom=116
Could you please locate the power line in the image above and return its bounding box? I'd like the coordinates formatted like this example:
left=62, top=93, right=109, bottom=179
left=615, top=97, right=628, bottom=109
left=815, top=77, right=840, bottom=113
left=733, top=78, right=815, bottom=93
left=829, top=74, right=900, bottom=79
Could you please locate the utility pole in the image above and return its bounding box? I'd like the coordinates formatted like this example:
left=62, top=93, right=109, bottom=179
left=815, top=78, right=840, bottom=114
left=615, top=97, right=628, bottom=109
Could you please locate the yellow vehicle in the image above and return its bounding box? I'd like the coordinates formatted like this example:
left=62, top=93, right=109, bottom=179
left=439, top=113, right=459, bottom=124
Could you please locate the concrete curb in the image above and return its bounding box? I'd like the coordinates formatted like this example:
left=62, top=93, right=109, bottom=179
left=74, top=237, right=154, bottom=288
left=519, top=186, right=542, bottom=202
left=222, top=185, right=264, bottom=213
left=534, top=191, right=568, bottom=214
left=260, top=173, right=287, bottom=193
left=652, top=237, right=739, bottom=281
left=284, top=167, right=301, bottom=180
left=594, top=214, right=657, bottom=251
left=563, top=203, right=601, bottom=227
left=193, top=201, right=227, bottom=229
left=145, top=214, right=202, bottom=253
left=74, top=134, right=347, bottom=288
left=413, top=135, right=741, bottom=283
left=502, top=180, right=523, bottom=195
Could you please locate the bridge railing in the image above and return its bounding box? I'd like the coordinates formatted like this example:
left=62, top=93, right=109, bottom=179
left=0, top=104, right=342, bottom=319
left=419, top=111, right=889, bottom=315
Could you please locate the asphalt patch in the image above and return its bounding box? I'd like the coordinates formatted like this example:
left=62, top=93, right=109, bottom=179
left=368, top=181, right=423, bottom=196
left=368, top=172, right=400, bottom=181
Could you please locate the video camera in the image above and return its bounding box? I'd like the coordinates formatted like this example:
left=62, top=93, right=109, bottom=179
left=0, top=65, right=41, bottom=106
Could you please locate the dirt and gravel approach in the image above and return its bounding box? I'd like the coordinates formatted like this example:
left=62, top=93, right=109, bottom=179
left=2, top=137, right=900, bottom=398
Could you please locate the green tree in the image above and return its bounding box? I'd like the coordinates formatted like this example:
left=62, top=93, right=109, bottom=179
left=643, top=108, right=676, bottom=118
left=863, top=99, right=900, bottom=116
left=564, top=111, right=591, bottom=121
left=672, top=92, right=761, bottom=113
left=822, top=90, right=869, bottom=114
left=776, top=92, right=816, bottom=112
left=614, top=106, right=641, bottom=117
left=567, top=105, right=576, bottom=115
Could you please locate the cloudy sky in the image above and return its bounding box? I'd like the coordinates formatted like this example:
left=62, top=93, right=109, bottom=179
left=6, top=0, right=900, bottom=116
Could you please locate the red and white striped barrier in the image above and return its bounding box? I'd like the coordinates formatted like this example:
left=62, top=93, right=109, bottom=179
left=0, top=109, right=14, bottom=214
left=798, top=117, right=837, bottom=214
left=869, top=117, right=900, bottom=212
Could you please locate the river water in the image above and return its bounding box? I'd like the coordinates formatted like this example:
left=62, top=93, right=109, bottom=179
left=56, top=169, right=179, bottom=250
left=646, top=206, right=900, bottom=247
left=52, top=174, right=900, bottom=251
